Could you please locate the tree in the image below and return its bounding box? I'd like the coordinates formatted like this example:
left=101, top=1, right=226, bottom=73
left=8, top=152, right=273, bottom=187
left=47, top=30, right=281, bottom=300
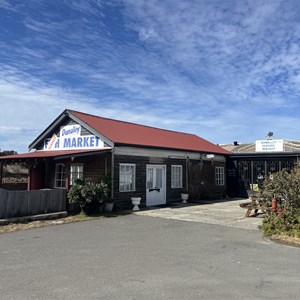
left=0, top=150, right=18, bottom=156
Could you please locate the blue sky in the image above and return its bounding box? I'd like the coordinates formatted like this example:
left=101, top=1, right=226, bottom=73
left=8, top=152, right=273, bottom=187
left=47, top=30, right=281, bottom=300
left=1, top=0, right=300, bottom=153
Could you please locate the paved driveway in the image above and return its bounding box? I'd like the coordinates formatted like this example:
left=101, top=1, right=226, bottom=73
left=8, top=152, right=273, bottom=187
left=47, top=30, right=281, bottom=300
left=1, top=206, right=300, bottom=300
left=136, top=198, right=263, bottom=230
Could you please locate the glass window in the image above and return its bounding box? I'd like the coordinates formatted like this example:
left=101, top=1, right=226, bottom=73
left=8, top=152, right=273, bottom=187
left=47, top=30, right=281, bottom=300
left=119, top=164, right=136, bottom=192
left=55, top=163, right=66, bottom=188
left=70, top=164, right=84, bottom=185
left=171, top=165, right=183, bottom=188
left=215, top=166, right=225, bottom=186
left=147, top=168, right=154, bottom=189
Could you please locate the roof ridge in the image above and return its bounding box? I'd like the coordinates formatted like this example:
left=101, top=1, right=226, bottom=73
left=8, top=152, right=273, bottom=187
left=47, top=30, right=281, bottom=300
left=68, top=109, right=200, bottom=138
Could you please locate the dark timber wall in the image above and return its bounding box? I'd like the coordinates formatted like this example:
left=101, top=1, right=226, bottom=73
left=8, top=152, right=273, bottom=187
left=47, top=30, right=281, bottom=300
left=188, top=159, right=226, bottom=200
left=113, top=154, right=187, bottom=209
left=45, top=154, right=111, bottom=188
left=113, top=154, right=227, bottom=209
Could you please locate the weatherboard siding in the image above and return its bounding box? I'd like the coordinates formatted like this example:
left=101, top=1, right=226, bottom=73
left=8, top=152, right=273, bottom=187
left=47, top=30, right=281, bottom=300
left=44, top=154, right=111, bottom=188
left=113, top=154, right=187, bottom=209
left=188, top=159, right=227, bottom=199
left=113, top=153, right=227, bottom=209
left=83, top=155, right=111, bottom=181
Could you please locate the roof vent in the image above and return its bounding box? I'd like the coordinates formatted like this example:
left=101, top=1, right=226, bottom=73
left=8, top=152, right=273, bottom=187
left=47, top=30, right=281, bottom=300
left=267, top=132, right=273, bottom=139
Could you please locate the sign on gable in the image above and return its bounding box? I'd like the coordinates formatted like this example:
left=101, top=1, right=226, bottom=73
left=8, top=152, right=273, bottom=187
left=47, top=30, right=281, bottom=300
left=43, top=125, right=104, bottom=150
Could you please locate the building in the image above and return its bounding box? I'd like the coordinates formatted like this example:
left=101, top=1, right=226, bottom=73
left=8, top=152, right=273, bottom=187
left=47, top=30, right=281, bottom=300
left=222, top=138, right=300, bottom=197
left=0, top=109, right=230, bottom=209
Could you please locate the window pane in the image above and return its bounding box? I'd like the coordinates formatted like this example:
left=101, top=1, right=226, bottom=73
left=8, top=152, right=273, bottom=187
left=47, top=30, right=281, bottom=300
left=70, top=164, right=84, bottom=185
left=119, top=164, right=135, bottom=192
left=215, top=167, right=224, bottom=186
left=55, top=164, right=66, bottom=188
left=147, top=168, right=153, bottom=189
left=156, top=168, right=162, bottom=188
left=171, top=165, right=182, bottom=188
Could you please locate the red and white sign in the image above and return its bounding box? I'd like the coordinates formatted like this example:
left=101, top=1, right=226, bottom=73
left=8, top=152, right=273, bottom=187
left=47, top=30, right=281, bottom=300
left=47, top=134, right=58, bottom=150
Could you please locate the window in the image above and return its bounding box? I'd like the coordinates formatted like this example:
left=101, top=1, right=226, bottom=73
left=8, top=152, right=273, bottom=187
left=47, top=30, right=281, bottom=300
left=119, top=164, right=136, bottom=192
left=215, top=166, right=225, bottom=186
left=55, top=163, right=66, bottom=188
left=171, top=165, right=183, bottom=188
left=70, top=164, right=84, bottom=185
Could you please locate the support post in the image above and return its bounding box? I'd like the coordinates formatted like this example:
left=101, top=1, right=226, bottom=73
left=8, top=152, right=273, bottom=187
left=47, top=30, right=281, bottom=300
left=250, top=161, right=254, bottom=190
left=111, top=150, right=114, bottom=201
left=27, top=166, right=31, bottom=191
left=65, top=161, right=70, bottom=192
left=0, top=162, right=3, bottom=188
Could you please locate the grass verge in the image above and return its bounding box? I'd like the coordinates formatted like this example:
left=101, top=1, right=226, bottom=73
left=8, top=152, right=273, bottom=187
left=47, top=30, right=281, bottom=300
left=0, top=212, right=123, bottom=235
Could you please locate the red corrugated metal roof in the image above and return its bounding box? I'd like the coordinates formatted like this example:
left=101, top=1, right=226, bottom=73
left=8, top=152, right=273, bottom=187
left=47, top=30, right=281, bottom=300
left=70, top=110, right=230, bottom=155
left=0, top=149, right=111, bottom=161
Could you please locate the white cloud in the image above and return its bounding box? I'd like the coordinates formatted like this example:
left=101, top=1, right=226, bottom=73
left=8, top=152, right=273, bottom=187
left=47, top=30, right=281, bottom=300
left=1, top=0, right=300, bottom=153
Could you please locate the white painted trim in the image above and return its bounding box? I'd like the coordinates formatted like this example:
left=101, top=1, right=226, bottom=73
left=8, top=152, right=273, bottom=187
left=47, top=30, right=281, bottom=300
left=115, top=146, right=226, bottom=161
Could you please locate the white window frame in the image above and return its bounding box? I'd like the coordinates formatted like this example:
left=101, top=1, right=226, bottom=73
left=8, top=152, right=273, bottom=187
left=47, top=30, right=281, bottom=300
left=119, top=163, right=136, bottom=192
left=70, top=163, right=84, bottom=185
left=215, top=166, right=225, bottom=186
left=171, top=165, right=183, bottom=188
left=54, top=163, right=66, bottom=188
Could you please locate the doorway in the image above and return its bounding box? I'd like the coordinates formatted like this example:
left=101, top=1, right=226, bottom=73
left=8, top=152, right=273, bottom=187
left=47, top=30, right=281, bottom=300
left=146, top=165, right=166, bottom=206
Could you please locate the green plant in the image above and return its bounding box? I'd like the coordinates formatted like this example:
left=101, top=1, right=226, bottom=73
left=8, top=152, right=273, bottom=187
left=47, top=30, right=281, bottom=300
left=98, top=173, right=112, bottom=203
left=262, top=210, right=300, bottom=238
left=260, top=167, right=300, bottom=238
left=68, top=178, right=105, bottom=214
left=261, top=168, right=300, bottom=211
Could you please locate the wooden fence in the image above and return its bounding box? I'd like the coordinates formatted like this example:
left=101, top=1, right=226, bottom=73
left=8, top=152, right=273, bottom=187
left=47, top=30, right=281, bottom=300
left=0, top=188, right=66, bottom=219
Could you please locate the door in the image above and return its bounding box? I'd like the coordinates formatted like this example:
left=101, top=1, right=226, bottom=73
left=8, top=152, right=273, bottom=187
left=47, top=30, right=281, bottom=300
left=146, top=165, right=166, bottom=206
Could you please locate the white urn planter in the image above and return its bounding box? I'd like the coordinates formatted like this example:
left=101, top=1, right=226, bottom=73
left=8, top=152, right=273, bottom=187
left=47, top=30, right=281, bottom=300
left=181, top=193, right=189, bottom=204
left=104, top=202, right=114, bottom=212
left=131, top=197, right=141, bottom=211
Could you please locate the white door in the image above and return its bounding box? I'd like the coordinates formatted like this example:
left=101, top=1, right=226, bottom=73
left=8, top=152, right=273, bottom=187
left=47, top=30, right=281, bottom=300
left=146, top=165, right=166, bottom=206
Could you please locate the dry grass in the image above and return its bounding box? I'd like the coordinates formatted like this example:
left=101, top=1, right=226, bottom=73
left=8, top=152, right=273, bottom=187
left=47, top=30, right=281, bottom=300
left=0, top=214, right=105, bottom=234
left=269, top=234, right=300, bottom=248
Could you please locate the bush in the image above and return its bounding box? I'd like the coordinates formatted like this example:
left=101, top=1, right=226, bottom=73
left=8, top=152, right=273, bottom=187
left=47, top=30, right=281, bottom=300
left=261, top=168, right=300, bottom=211
left=262, top=210, right=300, bottom=238
left=261, top=167, right=300, bottom=238
left=68, top=178, right=109, bottom=214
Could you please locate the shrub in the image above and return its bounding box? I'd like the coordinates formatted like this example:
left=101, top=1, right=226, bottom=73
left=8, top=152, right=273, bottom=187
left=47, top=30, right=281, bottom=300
left=262, top=209, right=300, bottom=238
left=68, top=178, right=106, bottom=214
left=261, top=167, right=300, bottom=238
left=261, top=167, right=300, bottom=211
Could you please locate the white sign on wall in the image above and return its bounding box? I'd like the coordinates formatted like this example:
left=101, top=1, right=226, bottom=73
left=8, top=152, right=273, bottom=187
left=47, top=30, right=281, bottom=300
left=43, top=125, right=104, bottom=150
left=60, top=124, right=81, bottom=137
left=255, top=139, right=284, bottom=152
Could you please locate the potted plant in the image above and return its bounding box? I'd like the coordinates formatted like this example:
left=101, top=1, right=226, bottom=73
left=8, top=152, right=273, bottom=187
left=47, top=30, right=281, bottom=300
left=98, top=174, right=114, bottom=213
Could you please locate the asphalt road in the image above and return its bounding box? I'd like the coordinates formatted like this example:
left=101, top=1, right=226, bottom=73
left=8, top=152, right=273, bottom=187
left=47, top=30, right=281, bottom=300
left=0, top=214, right=300, bottom=300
